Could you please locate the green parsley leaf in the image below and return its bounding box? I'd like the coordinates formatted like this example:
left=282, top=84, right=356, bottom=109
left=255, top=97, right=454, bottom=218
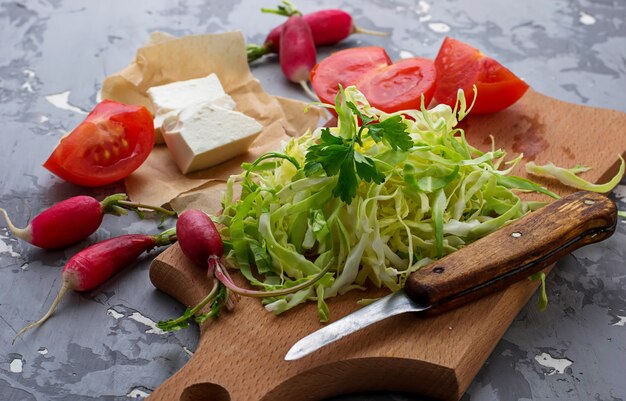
left=319, top=127, right=344, bottom=145
left=305, top=129, right=353, bottom=178
left=354, top=152, right=385, bottom=184
left=334, top=148, right=358, bottom=203
left=347, top=101, right=375, bottom=126
left=303, top=90, right=411, bottom=204
left=367, top=115, right=413, bottom=151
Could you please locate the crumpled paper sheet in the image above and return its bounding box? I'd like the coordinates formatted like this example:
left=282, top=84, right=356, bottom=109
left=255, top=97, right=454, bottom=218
left=101, top=31, right=326, bottom=212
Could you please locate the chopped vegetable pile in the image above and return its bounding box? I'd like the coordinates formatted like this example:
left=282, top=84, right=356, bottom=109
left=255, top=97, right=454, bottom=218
left=214, top=86, right=624, bottom=322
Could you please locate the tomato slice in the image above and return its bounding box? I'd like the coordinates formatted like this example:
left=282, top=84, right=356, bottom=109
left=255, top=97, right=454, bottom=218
left=433, top=37, right=529, bottom=114
left=310, top=46, right=392, bottom=105
left=355, top=57, right=436, bottom=113
left=44, top=100, right=154, bottom=187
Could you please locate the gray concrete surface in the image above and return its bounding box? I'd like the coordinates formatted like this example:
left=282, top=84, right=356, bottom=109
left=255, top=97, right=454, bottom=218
left=1, top=0, right=625, bottom=400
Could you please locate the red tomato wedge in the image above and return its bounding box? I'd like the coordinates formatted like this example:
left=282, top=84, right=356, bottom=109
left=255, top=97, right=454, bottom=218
left=310, top=46, right=392, bottom=105
left=433, top=37, right=529, bottom=114
left=355, top=57, right=436, bottom=114
left=44, top=100, right=154, bottom=187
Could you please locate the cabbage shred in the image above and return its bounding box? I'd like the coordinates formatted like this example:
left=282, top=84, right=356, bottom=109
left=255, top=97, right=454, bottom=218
left=215, top=87, right=608, bottom=321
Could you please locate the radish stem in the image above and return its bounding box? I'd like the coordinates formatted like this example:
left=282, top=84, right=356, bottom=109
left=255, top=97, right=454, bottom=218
left=189, top=280, right=219, bottom=315
left=153, top=227, right=177, bottom=246
left=100, top=193, right=176, bottom=217
left=214, top=259, right=331, bottom=298
left=261, top=0, right=300, bottom=16
left=117, top=200, right=176, bottom=216
left=247, top=43, right=273, bottom=63
left=13, top=283, right=71, bottom=343
left=156, top=280, right=219, bottom=331
left=157, top=278, right=232, bottom=331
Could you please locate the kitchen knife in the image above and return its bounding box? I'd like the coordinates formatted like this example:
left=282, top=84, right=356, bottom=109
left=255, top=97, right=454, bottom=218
left=285, top=191, right=617, bottom=361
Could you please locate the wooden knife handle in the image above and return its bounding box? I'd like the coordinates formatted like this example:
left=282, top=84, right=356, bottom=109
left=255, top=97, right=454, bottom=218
left=404, top=191, right=617, bottom=315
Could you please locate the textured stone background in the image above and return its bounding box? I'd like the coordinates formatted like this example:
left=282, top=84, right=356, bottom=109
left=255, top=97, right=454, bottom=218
left=1, top=1, right=625, bottom=400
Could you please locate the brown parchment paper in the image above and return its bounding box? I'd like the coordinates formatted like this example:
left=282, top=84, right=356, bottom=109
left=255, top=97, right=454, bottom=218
left=101, top=31, right=327, bottom=211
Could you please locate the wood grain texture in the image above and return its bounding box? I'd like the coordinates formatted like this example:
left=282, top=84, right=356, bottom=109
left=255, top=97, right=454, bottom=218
left=147, top=90, right=626, bottom=401
left=406, top=191, right=617, bottom=310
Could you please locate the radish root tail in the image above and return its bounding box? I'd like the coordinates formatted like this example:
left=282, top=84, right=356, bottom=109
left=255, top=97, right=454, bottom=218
left=13, top=282, right=71, bottom=343
left=299, top=80, right=319, bottom=102
left=0, top=207, right=31, bottom=242
left=352, top=25, right=389, bottom=37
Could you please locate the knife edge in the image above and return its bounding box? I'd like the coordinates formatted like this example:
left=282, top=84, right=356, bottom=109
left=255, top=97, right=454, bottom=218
left=285, top=290, right=427, bottom=361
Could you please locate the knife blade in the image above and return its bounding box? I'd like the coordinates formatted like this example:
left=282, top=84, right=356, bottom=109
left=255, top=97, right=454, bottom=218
left=285, top=191, right=617, bottom=361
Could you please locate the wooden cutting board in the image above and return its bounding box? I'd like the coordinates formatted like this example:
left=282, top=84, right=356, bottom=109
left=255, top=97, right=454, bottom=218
left=147, top=90, right=626, bottom=401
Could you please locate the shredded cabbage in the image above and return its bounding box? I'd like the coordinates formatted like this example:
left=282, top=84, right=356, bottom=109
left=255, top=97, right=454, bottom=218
left=215, top=87, right=621, bottom=321
left=526, top=158, right=624, bottom=193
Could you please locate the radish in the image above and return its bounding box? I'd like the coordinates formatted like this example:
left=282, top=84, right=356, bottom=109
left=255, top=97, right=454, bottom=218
left=247, top=2, right=388, bottom=63
left=279, top=15, right=318, bottom=99
left=13, top=227, right=177, bottom=341
left=176, top=208, right=329, bottom=297
left=176, top=209, right=223, bottom=267
left=156, top=208, right=331, bottom=331
left=0, top=193, right=175, bottom=250
left=157, top=209, right=230, bottom=331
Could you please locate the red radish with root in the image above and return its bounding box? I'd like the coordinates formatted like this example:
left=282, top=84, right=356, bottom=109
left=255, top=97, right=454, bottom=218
left=279, top=14, right=318, bottom=99
left=247, top=1, right=388, bottom=62
left=13, top=227, right=177, bottom=341
left=156, top=209, right=331, bottom=331
left=0, top=193, right=175, bottom=249
left=156, top=209, right=229, bottom=331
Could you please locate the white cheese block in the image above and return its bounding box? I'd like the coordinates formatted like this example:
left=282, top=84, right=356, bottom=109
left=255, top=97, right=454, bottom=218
left=153, top=93, right=236, bottom=130
left=147, top=74, right=236, bottom=143
left=162, top=102, right=263, bottom=174
left=148, top=73, right=233, bottom=113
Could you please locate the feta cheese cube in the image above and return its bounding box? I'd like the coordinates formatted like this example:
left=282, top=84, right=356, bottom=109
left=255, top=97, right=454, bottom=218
left=148, top=73, right=234, bottom=113
left=162, top=102, right=263, bottom=174
left=147, top=73, right=236, bottom=143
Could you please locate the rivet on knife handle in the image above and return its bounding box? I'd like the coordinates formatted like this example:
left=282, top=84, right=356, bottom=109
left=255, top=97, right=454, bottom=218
left=404, top=191, right=617, bottom=314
